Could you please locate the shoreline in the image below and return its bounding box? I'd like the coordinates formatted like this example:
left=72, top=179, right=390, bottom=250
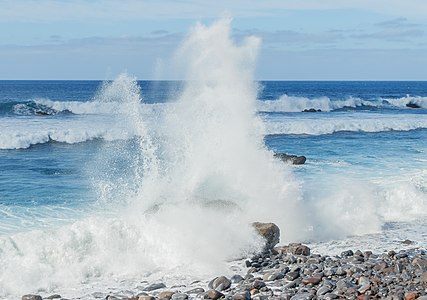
left=22, top=243, right=427, bottom=300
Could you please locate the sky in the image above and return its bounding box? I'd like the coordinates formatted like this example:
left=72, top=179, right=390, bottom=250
left=0, top=0, right=426, bottom=80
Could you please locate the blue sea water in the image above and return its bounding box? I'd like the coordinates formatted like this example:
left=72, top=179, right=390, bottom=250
left=1, top=78, right=427, bottom=298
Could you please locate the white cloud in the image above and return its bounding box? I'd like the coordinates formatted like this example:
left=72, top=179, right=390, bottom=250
left=1, top=0, right=427, bottom=23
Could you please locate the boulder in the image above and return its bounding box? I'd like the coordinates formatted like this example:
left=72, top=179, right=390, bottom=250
left=274, top=153, right=306, bottom=165
left=208, top=276, right=231, bottom=291
left=303, top=108, right=322, bottom=112
left=252, top=222, right=280, bottom=250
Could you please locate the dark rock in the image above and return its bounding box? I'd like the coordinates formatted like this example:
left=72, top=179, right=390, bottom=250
left=286, top=271, right=300, bottom=280
left=22, top=296, right=42, bottom=300
left=274, top=153, right=306, bottom=165
left=252, top=222, right=280, bottom=250
left=303, top=108, right=322, bottom=112
left=252, top=279, right=266, bottom=289
left=275, top=243, right=311, bottom=256
left=230, top=274, right=244, bottom=283
left=46, top=295, right=62, bottom=299
left=185, top=287, right=205, bottom=294
left=406, top=103, right=421, bottom=108
left=143, top=282, right=166, bottom=291
left=340, top=250, right=354, bottom=257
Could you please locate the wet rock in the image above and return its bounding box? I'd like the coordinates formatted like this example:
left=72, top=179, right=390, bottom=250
left=274, top=153, right=306, bottom=165
left=171, top=294, right=188, bottom=300
left=275, top=243, right=310, bottom=256
left=22, top=296, right=42, bottom=300
left=303, top=108, right=322, bottom=112
left=406, top=103, right=421, bottom=108
left=143, top=283, right=166, bottom=291
left=286, top=271, right=300, bottom=280
left=358, top=283, right=371, bottom=294
left=46, top=295, right=62, bottom=299
left=158, top=291, right=175, bottom=300
left=302, top=277, right=321, bottom=285
left=290, top=292, right=312, bottom=300
left=252, top=222, right=280, bottom=250
left=340, top=250, right=354, bottom=257
left=230, top=274, right=244, bottom=283
left=138, top=296, right=156, bottom=300
left=186, top=287, right=205, bottom=294
left=208, top=276, right=231, bottom=291
left=233, top=291, right=251, bottom=300
left=204, top=289, right=224, bottom=300
left=252, top=279, right=266, bottom=289
left=404, top=292, right=419, bottom=300
left=420, top=271, right=427, bottom=284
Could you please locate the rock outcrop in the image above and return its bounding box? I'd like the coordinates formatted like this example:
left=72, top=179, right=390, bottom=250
left=274, top=153, right=306, bottom=165
left=252, top=222, right=280, bottom=250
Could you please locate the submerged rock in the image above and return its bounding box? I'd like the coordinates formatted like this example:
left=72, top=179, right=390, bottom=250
left=274, top=153, right=306, bottom=165
left=252, top=222, right=280, bottom=250
left=303, top=108, right=322, bottom=112
left=406, top=102, right=421, bottom=108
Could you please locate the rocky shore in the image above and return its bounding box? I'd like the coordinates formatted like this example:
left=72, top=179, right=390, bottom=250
left=22, top=224, right=427, bottom=300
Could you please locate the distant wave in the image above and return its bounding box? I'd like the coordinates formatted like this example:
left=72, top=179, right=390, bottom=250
left=0, top=117, right=133, bottom=149
left=383, top=96, right=427, bottom=109
left=264, top=114, right=427, bottom=135
left=1, top=98, right=167, bottom=116
left=257, top=94, right=427, bottom=112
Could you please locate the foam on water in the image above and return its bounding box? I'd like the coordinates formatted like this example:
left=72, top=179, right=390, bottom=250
left=258, top=95, right=376, bottom=112
left=258, top=94, right=427, bottom=112
left=264, top=113, right=427, bottom=135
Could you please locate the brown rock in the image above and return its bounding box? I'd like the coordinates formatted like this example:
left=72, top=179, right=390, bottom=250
left=274, top=243, right=310, bottom=256
left=413, top=258, right=427, bottom=269
left=158, top=291, right=175, bottom=300
left=420, top=271, right=427, bottom=284
left=205, top=290, right=224, bottom=300
left=302, top=277, right=321, bottom=285
left=252, top=222, right=280, bottom=250
left=405, top=292, right=419, bottom=300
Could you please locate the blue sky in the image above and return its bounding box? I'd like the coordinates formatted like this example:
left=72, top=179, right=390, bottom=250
left=0, top=0, right=426, bottom=80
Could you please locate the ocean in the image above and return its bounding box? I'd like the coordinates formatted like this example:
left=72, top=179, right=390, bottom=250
left=1, top=20, right=427, bottom=299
